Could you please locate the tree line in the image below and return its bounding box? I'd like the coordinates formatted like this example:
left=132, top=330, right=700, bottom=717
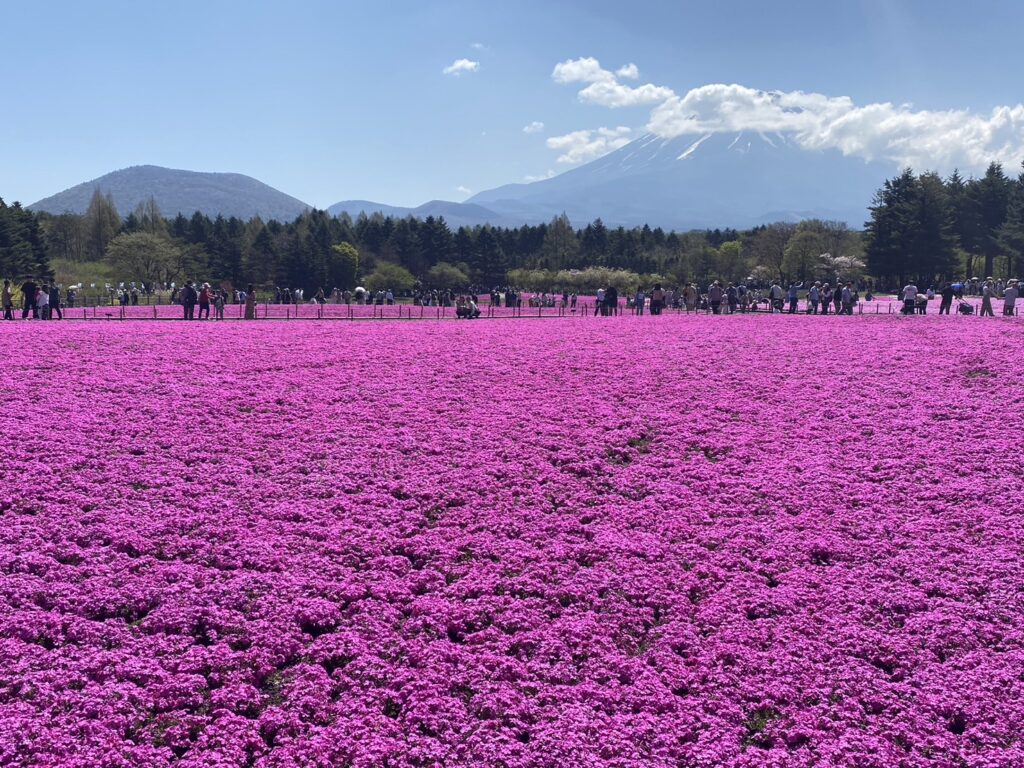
left=2, top=163, right=1022, bottom=294
left=865, top=162, right=1024, bottom=286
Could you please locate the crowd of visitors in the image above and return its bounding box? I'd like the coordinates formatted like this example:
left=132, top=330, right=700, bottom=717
left=3, top=274, right=1019, bottom=321
left=3, top=278, right=65, bottom=320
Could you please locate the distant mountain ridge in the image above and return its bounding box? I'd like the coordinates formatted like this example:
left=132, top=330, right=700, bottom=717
left=30, top=165, right=311, bottom=221
left=467, top=132, right=888, bottom=229
left=29, top=136, right=894, bottom=231
left=326, top=199, right=521, bottom=229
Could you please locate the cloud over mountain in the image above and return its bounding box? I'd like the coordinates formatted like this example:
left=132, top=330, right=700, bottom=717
left=550, top=57, right=1024, bottom=172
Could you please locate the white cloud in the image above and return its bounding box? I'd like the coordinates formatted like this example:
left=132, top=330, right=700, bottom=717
left=470, top=42, right=486, bottom=50
left=552, top=56, right=611, bottom=84
left=552, top=57, right=673, bottom=107
left=615, top=63, right=639, bottom=80
left=551, top=57, right=1024, bottom=172
left=647, top=84, right=1024, bottom=171
left=443, top=58, right=480, bottom=76
left=456, top=185, right=472, bottom=195
left=524, top=169, right=556, bottom=182
left=523, top=121, right=545, bottom=134
left=546, top=126, right=632, bottom=164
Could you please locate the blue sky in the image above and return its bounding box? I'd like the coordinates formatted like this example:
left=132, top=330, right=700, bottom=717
left=3, top=0, right=1024, bottom=208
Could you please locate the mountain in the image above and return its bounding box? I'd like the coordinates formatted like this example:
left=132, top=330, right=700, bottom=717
left=327, top=199, right=520, bottom=229
left=467, top=132, right=892, bottom=229
left=30, top=165, right=311, bottom=221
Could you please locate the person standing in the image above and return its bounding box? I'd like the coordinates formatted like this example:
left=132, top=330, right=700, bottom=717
left=651, top=283, right=666, bottom=315
left=20, top=276, right=38, bottom=319
left=807, top=282, right=820, bottom=314
left=708, top=281, right=724, bottom=314
left=634, top=287, right=645, bottom=316
left=605, top=285, right=618, bottom=316
left=841, top=282, right=854, bottom=315
left=244, top=284, right=257, bottom=319
left=37, top=284, right=50, bottom=320
left=182, top=281, right=197, bottom=320
left=901, top=282, right=918, bottom=315
left=2, top=280, right=13, bottom=320
left=980, top=281, right=995, bottom=317
left=939, top=282, right=954, bottom=315
left=595, top=287, right=606, bottom=316
left=820, top=283, right=832, bottom=315
left=214, top=289, right=226, bottom=320
left=787, top=284, right=799, bottom=314
left=198, top=283, right=212, bottom=319
left=1003, top=281, right=1018, bottom=316
left=768, top=282, right=784, bottom=313
left=726, top=283, right=738, bottom=314
left=48, top=284, right=62, bottom=320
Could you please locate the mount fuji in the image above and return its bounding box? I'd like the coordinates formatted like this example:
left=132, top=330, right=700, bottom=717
left=467, top=131, right=892, bottom=230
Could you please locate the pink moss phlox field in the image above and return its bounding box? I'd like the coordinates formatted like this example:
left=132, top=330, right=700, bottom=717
left=1, top=316, right=1023, bottom=767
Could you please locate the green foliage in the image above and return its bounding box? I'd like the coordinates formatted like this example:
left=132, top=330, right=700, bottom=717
left=104, top=231, right=187, bottom=286
left=83, top=189, right=121, bottom=261
left=866, top=168, right=960, bottom=285
left=0, top=198, right=52, bottom=280
left=330, top=242, right=360, bottom=290
left=425, top=261, right=469, bottom=288
left=364, top=261, right=415, bottom=292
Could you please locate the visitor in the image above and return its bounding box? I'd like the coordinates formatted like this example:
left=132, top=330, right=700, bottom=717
left=2, top=280, right=13, bottom=320
left=726, top=283, right=738, bottom=314
left=768, top=282, right=784, bottom=313
left=807, top=282, right=820, bottom=314
left=682, top=284, right=697, bottom=312
left=820, top=283, right=832, bottom=315
left=37, top=284, right=50, bottom=320
left=708, top=281, right=724, bottom=314
left=214, top=289, right=226, bottom=320
left=832, top=284, right=843, bottom=315
left=841, top=283, right=854, bottom=315
left=595, top=287, right=606, bottom=316
left=916, top=291, right=928, bottom=315
left=48, top=284, right=62, bottom=320
left=1003, top=281, right=1018, bottom=316
left=245, top=285, right=257, bottom=319
left=570, top=292, right=577, bottom=310
left=980, top=281, right=995, bottom=317
left=787, top=284, right=799, bottom=314
left=315, top=287, right=326, bottom=304
left=634, top=287, right=645, bottom=315
left=198, top=283, right=212, bottom=319
left=386, top=289, right=394, bottom=305
left=651, top=283, right=666, bottom=315
left=939, top=282, right=954, bottom=315
left=20, top=276, right=38, bottom=319
left=901, top=282, right=918, bottom=315
left=182, top=281, right=198, bottom=320
left=605, top=285, right=618, bottom=315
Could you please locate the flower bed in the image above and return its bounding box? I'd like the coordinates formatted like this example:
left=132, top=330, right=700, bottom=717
left=1, top=315, right=1022, bottom=767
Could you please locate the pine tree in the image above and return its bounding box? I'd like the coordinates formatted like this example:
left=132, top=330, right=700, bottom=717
left=997, top=164, right=1024, bottom=279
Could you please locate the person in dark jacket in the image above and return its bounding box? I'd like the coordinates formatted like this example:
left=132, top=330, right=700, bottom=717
left=938, top=283, right=955, bottom=314
left=605, top=285, right=618, bottom=316
left=48, top=284, right=62, bottom=320
left=182, top=281, right=198, bottom=320
left=20, top=277, right=38, bottom=319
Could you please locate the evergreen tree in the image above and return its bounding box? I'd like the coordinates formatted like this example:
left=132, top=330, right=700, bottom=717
left=997, top=164, right=1024, bottom=279
left=83, top=189, right=122, bottom=261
